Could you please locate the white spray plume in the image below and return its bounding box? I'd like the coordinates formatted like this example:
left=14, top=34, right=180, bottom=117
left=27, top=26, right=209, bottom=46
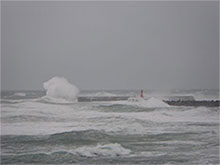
left=43, top=77, right=79, bottom=103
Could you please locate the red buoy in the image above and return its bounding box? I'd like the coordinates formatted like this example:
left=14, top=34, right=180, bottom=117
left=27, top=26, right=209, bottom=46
left=140, top=90, right=144, bottom=98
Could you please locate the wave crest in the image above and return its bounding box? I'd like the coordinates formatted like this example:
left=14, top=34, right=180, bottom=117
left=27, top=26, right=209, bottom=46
left=43, top=77, right=79, bottom=103
left=75, top=143, right=131, bottom=157
left=112, top=97, right=170, bottom=108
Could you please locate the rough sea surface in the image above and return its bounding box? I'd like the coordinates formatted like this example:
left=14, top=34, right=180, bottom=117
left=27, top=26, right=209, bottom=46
left=1, top=90, right=219, bottom=164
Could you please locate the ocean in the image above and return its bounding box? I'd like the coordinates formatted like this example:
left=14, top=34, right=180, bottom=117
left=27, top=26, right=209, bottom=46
left=1, top=89, right=219, bottom=164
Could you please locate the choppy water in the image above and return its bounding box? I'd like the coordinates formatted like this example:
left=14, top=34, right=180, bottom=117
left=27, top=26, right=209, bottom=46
left=1, top=90, right=219, bottom=164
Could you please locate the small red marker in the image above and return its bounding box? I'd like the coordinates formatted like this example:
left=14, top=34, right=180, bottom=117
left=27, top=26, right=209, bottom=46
left=140, top=90, right=144, bottom=98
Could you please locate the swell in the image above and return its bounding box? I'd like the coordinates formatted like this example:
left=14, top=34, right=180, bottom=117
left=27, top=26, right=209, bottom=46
left=2, top=130, right=219, bottom=164
left=1, top=150, right=207, bottom=165
left=1, top=129, right=210, bottom=146
left=96, top=104, right=157, bottom=112
left=1, top=130, right=110, bottom=146
left=1, top=152, right=79, bottom=164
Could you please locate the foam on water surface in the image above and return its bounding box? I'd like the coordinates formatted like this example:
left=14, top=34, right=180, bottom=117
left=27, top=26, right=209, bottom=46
left=144, top=97, right=170, bottom=107
left=112, top=97, right=170, bottom=108
left=13, top=92, right=26, bottom=97
left=1, top=99, right=219, bottom=135
left=1, top=90, right=219, bottom=164
left=93, top=91, right=117, bottom=97
left=75, top=143, right=131, bottom=157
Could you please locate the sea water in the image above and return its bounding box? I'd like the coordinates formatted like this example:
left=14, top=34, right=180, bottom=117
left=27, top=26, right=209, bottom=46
left=1, top=89, right=219, bottom=164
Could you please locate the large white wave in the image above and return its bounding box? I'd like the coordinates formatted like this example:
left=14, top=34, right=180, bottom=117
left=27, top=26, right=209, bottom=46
left=43, top=77, right=79, bottom=103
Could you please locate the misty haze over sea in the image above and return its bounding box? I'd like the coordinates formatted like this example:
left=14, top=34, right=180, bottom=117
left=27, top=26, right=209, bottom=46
left=1, top=1, right=219, bottom=164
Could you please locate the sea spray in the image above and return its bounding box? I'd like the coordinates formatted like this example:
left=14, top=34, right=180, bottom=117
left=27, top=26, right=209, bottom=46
left=43, top=77, right=79, bottom=103
left=144, top=97, right=170, bottom=108
left=115, top=97, right=170, bottom=108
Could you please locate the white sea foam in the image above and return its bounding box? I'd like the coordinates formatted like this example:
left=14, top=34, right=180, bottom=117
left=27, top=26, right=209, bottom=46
left=0, top=98, right=24, bottom=103
left=43, top=77, right=79, bottom=103
left=28, top=143, right=131, bottom=158
left=115, top=97, right=170, bottom=108
left=75, top=143, right=131, bottom=157
left=94, top=91, right=117, bottom=97
left=81, top=91, right=117, bottom=97
left=1, top=99, right=218, bottom=135
left=13, top=92, right=26, bottom=97
left=143, top=97, right=170, bottom=108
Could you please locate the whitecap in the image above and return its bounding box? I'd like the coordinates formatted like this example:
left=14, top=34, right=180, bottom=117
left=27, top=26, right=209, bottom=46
left=75, top=143, right=131, bottom=157
left=111, top=97, right=170, bottom=108
left=13, top=92, right=26, bottom=97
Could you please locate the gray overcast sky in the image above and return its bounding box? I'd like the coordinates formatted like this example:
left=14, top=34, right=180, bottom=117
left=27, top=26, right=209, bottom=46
left=1, top=1, right=219, bottom=90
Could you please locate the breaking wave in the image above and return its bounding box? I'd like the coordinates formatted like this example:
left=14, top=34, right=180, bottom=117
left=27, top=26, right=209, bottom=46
left=142, top=97, right=170, bottom=108
left=75, top=143, right=131, bottom=157
left=93, top=91, right=117, bottom=97
left=42, top=77, right=79, bottom=103
left=109, top=97, right=170, bottom=108
left=1, top=142, right=131, bottom=164
left=13, top=92, right=26, bottom=97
